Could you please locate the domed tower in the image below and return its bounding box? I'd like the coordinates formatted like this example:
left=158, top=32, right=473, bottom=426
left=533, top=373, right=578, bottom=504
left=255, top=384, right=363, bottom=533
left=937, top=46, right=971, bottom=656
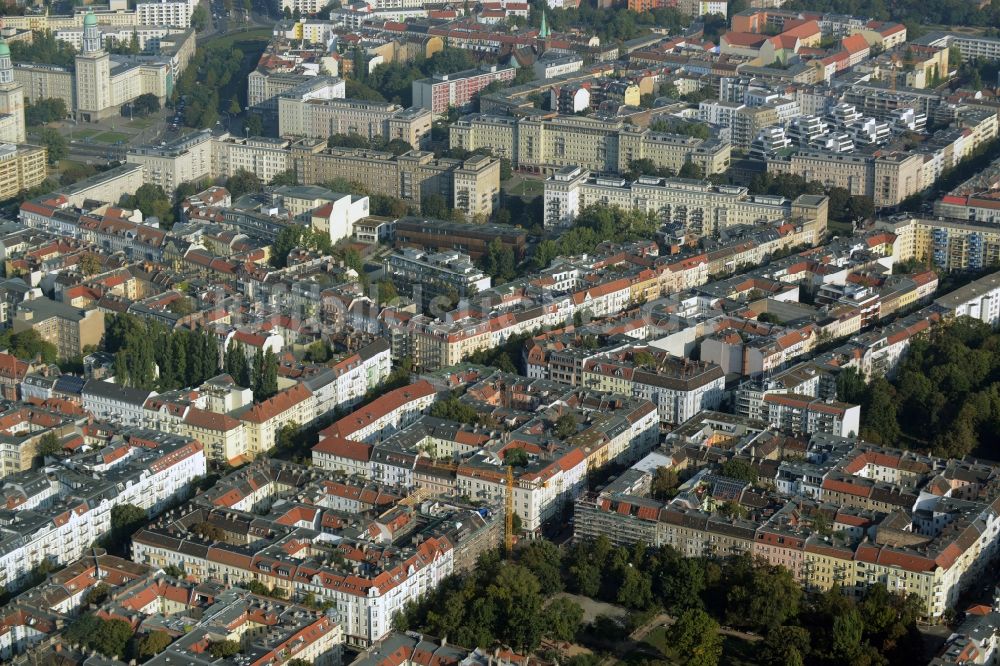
left=0, top=37, right=26, bottom=143
left=75, top=10, right=111, bottom=122
left=82, top=9, right=102, bottom=55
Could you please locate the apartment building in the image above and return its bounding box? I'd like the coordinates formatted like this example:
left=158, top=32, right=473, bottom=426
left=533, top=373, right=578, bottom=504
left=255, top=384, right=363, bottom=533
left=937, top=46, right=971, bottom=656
left=247, top=70, right=317, bottom=116
left=82, top=379, right=157, bottom=426
left=581, top=351, right=726, bottom=424
left=0, top=144, right=46, bottom=201
left=449, top=113, right=731, bottom=176
left=11, top=298, right=104, bottom=359
left=0, top=433, right=205, bottom=594
left=135, top=0, right=193, bottom=27
left=131, top=461, right=491, bottom=645
left=384, top=248, right=491, bottom=310
left=934, top=270, right=1000, bottom=329
left=291, top=143, right=500, bottom=218
left=542, top=165, right=823, bottom=233
left=767, top=149, right=923, bottom=208
left=213, top=135, right=291, bottom=183
left=126, top=129, right=213, bottom=194
left=915, top=31, right=1000, bottom=62
left=412, top=65, right=516, bottom=114
left=318, top=380, right=436, bottom=444
left=575, top=432, right=1000, bottom=620
left=879, top=216, right=1000, bottom=272
left=278, top=87, right=432, bottom=148
left=762, top=393, right=861, bottom=437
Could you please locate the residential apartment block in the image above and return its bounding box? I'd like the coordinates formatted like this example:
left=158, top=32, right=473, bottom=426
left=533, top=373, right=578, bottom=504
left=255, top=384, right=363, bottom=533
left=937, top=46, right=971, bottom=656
left=575, top=429, right=1000, bottom=620
left=767, top=149, right=923, bottom=208
left=543, top=165, right=828, bottom=234
left=384, top=248, right=491, bottom=310
left=411, top=65, right=516, bottom=115
left=449, top=113, right=732, bottom=177
left=278, top=79, right=432, bottom=148
left=11, top=298, right=105, bottom=359
left=131, top=461, right=499, bottom=645
left=0, top=144, right=46, bottom=202
left=291, top=143, right=501, bottom=218
left=0, top=431, right=205, bottom=594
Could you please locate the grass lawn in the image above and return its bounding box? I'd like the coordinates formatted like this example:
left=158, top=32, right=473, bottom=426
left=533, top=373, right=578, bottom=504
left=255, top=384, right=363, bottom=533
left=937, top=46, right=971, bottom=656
left=70, top=128, right=99, bottom=140
left=720, top=635, right=759, bottom=666
left=625, top=626, right=758, bottom=666
left=507, top=179, right=545, bottom=197
left=93, top=131, right=132, bottom=144
left=641, top=626, right=669, bottom=654
left=828, top=220, right=853, bottom=236
left=57, top=159, right=90, bottom=172
left=205, top=28, right=272, bottom=52
left=127, top=117, right=155, bottom=128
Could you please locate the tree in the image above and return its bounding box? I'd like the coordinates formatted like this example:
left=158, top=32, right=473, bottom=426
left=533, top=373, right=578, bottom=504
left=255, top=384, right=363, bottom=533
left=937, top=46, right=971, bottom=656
left=5, top=328, right=58, bottom=363
left=759, top=626, right=810, bottom=666
left=847, top=195, right=875, bottom=223
left=485, top=564, right=544, bottom=652
left=168, top=296, right=194, bottom=316
left=724, top=556, right=801, bottom=633
left=80, top=253, right=103, bottom=276
left=133, top=93, right=160, bottom=116
left=518, top=540, right=563, bottom=593
left=554, top=413, right=577, bottom=439
left=667, top=609, right=723, bottom=666
left=191, top=4, right=209, bottom=30
left=84, top=582, right=110, bottom=606
left=37, top=127, right=67, bottom=164
left=227, top=169, right=261, bottom=198
left=504, top=447, right=529, bottom=467
left=720, top=458, right=757, bottom=484
left=633, top=350, right=657, bottom=367
left=862, top=378, right=901, bottom=445
left=481, top=238, right=516, bottom=282
left=270, top=170, right=298, bottom=186
left=543, top=597, right=583, bottom=641
left=252, top=348, right=278, bottom=401
left=836, top=367, right=868, bottom=405
left=651, top=466, right=680, bottom=500
left=377, top=279, right=399, bottom=304
left=108, top=503, right=147, bottom=555
left=65, top=614, right=134, bottom=659
left=224, top=341, right=251, bottom=388
left=10, top=31, right=77, bottom=68
left=305, top=339, right=331, bottom=363
left=678, top=161, right=705, bottom=179
left=209, top=640, right=241, bottom=658
left=162, top=564, right=185, bottom=577
left=384, top=138, right=413, bottom=155
left=245, top=113, right=264, bottom=136
left=421, top=193, right=450, bottom=219
left=827, top=187, right=851, bottom=221
left=429, top=397, right=479, bottom=423
left=131, top=183, right=174, bottom=226
left=25, top=98, right=68, bottom=126
left=37, top=431, right=62, bottom=457
left=138, top=630, right=174, bottom=660
left=275, top=422, right=300, bottom=453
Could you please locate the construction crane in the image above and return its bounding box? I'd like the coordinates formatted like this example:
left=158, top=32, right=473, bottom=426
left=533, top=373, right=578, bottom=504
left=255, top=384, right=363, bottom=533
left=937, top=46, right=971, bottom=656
left=505, top=464, right=515, bottom=558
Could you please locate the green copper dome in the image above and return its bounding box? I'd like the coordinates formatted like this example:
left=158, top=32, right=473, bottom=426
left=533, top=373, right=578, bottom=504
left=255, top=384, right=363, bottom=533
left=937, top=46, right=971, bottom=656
left=84, top=11, right=98, bottom=27
left=0, top=41, right=9, bottom=58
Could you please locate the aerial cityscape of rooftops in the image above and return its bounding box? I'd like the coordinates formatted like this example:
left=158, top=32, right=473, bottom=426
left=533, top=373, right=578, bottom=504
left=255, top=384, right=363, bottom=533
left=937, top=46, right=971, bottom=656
left=5, top=0, right=1000, bottom=664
